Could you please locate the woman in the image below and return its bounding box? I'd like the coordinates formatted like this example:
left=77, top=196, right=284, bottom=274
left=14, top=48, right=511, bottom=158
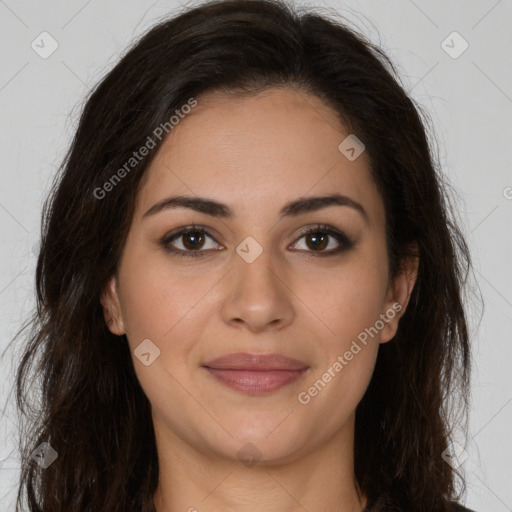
left=14, top=0, right=477, bottom=510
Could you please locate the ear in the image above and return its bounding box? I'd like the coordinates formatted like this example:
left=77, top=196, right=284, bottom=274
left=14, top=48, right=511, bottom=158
left=380, top=243, right=419, bottom=344
left=100, top=276, right=126, bottom=336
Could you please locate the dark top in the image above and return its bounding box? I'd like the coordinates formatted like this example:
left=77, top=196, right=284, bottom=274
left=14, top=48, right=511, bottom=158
left=364, top=492, right=476, bottom=512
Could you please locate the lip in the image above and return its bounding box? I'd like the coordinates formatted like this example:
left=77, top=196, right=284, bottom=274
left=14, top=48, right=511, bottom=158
left=202, top=353, right=310, bottom=395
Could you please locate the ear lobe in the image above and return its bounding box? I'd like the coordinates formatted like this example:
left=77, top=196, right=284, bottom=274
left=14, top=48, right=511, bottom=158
left=100, top=276, right=125, bottom=336
left=380, top=245, right=420, bottom=344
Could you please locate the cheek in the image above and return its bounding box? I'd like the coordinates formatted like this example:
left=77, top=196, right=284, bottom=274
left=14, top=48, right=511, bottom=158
left=117, top=248, right=217, bottom=389
left=297, top=293, right=380, bottom=431
left=118, top=247, right=208, bottom=342
left=300, top=346, right=378, bottom=441
left=298, top=252, right=388, bottom=347
left=117, top=254, right=208, bottom=411
left=294, top=244, right=387, bottom=412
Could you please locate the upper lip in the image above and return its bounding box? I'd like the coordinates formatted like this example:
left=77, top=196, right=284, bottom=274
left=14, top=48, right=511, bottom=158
left=202, top=353, right=309, bottom=371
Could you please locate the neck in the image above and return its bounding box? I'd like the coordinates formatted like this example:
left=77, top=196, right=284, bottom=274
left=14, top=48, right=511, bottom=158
left=152, top=412, right=366, bottom=512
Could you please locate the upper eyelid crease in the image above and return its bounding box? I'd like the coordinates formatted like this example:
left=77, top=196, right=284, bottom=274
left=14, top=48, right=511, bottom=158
left=161, top=224, right=353, bottom=256
left=143, top=193, right=369, bottom=226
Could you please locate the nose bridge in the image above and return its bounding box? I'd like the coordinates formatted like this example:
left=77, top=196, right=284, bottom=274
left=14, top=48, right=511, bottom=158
left=234, top=235, right=282, bottom=298
left=220, top=235, right=294, bottom=331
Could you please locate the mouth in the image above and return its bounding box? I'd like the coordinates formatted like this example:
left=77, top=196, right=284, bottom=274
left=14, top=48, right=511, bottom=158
left=201, top=353, right=310, bottom=395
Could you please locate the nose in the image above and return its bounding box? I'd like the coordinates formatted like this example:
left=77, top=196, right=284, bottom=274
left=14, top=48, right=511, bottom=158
left=220, top=245, right=295, bottom=333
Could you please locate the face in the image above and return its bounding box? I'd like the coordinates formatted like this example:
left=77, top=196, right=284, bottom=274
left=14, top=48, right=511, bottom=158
left=102, top=87, right=417, bottom=466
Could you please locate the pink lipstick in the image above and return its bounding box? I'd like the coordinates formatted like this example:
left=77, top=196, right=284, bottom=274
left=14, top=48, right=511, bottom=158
left=202, top=353, right=309, bottom=395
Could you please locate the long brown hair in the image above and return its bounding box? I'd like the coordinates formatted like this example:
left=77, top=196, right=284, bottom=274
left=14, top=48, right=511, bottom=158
left=10, top=0, right=477, bottom=510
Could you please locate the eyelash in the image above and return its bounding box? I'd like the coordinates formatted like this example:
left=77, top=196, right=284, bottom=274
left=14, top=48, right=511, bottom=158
left=160, top=223, right=354, bottom=258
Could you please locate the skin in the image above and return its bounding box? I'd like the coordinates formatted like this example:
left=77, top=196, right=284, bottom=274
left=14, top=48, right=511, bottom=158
left=101, top=87, right=419, bottom=512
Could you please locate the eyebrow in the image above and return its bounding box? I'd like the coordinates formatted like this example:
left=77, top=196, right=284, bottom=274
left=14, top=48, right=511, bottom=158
left=143, top=193, right=369, bottom=224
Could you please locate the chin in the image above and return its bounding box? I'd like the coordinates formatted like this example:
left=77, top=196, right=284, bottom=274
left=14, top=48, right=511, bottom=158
left=220, top=419, right=309, bottom=459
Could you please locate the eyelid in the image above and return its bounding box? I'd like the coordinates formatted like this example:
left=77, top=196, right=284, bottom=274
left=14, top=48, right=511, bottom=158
left=289, top=224, right=353, bottom=254
left=160, top=223, right=353, bottom=257
left=160, top=224, right=223, bottom=257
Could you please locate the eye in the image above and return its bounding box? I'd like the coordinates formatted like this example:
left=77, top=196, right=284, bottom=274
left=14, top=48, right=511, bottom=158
left=290, top=224, right=353, bottom=256
left=161, top=223, right=353, bottom=258
left=161, top=225, right=222, bottom=258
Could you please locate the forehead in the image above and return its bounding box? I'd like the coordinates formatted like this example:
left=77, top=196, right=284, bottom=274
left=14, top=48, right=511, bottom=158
left=136, top=87, right=384, bottom=224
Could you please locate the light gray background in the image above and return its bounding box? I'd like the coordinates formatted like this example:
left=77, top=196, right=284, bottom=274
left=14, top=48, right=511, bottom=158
left=0, top=1, right=511, bottom=510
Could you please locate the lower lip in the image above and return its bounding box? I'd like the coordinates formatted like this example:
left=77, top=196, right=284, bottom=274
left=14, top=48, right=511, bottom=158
left=203, top=367, right=308, bottom=395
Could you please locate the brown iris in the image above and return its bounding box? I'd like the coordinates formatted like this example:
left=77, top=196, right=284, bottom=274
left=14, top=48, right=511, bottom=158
left=305, top=232, right=328, bottom=251
left=182, top=231, right=206, bottom=250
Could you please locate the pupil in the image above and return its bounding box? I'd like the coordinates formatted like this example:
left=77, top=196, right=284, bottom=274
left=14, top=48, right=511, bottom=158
left=184, top=232, right=203, bottom=249
left=308, top=233, right=327, bottom=250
